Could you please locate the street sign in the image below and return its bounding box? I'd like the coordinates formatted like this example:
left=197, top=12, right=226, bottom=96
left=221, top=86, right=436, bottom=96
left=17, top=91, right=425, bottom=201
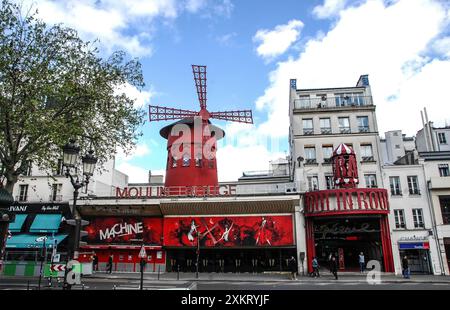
left=53, top=254, right=61, bottom=263
left=138, top=245, right=147, bottom=259
left=35, top=236, right=48, bottom=242
left=50, top=264, right=66, bottom=272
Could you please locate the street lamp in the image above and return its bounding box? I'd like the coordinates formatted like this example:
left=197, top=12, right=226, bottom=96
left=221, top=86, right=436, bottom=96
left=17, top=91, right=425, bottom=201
left=61, top=139, right=97, bottom=289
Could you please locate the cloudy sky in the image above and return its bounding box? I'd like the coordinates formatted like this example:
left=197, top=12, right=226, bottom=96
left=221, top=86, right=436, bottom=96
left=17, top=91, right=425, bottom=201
left=19, top=0, right=450, bottom=183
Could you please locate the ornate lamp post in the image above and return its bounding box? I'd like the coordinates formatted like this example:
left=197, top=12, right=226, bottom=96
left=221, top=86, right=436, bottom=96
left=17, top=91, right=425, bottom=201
left=61, top=139, right=97, bottom=289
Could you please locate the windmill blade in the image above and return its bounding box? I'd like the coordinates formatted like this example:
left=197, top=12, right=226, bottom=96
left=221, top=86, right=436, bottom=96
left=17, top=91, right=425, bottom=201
left=209, top=110, right=253, bottom=124
left=148, top=105, right=198, bottom=122
left=192, top=65, right=207, bottom=110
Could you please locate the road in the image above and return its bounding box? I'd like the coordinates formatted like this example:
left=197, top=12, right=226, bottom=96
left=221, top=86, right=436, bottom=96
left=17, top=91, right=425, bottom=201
left=1, top=277, right=449, bottom=290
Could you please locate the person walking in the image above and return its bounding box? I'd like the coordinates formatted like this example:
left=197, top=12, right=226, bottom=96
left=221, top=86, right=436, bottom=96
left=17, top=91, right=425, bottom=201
left=92, top=252, right=99, bottom=272
left=288, top=256, right=297, bottom=280
left=330, top=255, right=338, bottom=280
left=359, top=252, right=365, bottom=273
left=312, top=257, right=320, bottom=278
left=107, top=254, right=113, bottom=274
left=402, top=255, right=410, bottom=279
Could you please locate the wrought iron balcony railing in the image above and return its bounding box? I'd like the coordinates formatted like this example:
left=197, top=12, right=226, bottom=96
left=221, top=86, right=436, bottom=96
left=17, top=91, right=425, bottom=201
left=294, top=96, right=373, bottom=110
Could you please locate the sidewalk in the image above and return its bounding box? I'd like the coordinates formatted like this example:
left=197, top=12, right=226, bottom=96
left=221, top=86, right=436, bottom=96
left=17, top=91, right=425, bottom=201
left=84, top=271, right=450, bottom=284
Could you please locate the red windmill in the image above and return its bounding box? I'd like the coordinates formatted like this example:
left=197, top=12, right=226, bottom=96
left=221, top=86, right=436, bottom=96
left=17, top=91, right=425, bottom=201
left=149, top=65, right=253, bottom=193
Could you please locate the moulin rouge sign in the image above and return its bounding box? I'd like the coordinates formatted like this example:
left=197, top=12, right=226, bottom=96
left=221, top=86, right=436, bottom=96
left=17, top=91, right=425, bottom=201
left=115, top=184, right=237, bottom=199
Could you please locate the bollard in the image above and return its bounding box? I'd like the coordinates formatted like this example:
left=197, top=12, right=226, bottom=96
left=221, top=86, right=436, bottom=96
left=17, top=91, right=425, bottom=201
left=27, top=281, right=30, bottom=291
left=82, top=284, right=85, bottom=290
left=177, top=265, right=180, bottom=280
left=113, top=284, right=116, bottom=290
left=158, top=265, right=160, bottom=281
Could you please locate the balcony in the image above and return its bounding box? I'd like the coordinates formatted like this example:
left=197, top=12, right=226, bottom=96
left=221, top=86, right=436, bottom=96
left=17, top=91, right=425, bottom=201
left=361, top=156, right=375, bottom=162
left=358, top=126, right=370, bottom=133
left=323, top=158, right=332, bottom=164
left=304, top=159, right=318, bottom=165
left=339, top=127, right=351, bottom=134
left=320, top=127, right=332, bottom=134
left=294, top=96, right=373, bottom=110
left=303, top=128, right=314, bottom=135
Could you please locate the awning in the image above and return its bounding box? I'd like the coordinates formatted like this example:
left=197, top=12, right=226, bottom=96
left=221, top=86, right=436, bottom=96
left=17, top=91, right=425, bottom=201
left=8, top=214, right=28, bottom=232
left=399, top=242, right=430, bottom=250
left=30, top=214, right=62, bottom=233
left=6, top=234, right=68, bottom=249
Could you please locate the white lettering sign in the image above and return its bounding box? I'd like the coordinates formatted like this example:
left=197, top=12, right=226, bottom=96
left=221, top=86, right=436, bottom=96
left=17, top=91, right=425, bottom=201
left=99, top=222, right=144, bottom=240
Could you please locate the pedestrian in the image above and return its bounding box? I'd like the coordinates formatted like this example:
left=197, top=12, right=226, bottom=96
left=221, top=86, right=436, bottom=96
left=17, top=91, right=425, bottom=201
left=359, top=252, right=365, bottom=273
left=91, top=252, right=99, bottom=272
left=288, top=256, right=297, bottom=280
left=402, top=255, right=410, bottom=279
left=107, top=254, right=113, bottom=274
left=312, top=256, right=320, bottom=278
left=330, top=255, right=338, bottom=280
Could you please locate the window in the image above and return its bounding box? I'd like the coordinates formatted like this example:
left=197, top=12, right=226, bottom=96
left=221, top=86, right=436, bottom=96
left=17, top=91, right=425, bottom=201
left=389, top=177, right=402, bottom=196
left=302, top=119, right=313, bottom=135
left=307, top=176, right=319, bottom=191
left=394, top=209, right=406, bottom=229
left=325, top=175, right=334, bottom=190
left=55, top=159, right=64, bottom=176
left=407, top=176, right=420, bottom=195
left=182, top=154, right=191, bottom=167
left=357, top=116, right=369, bottom=132
left=19, top=184, right=28, bottom=202
left=51, top=184, right=62, bottom=201
left=439, top=197, right=450, bottom=225
left=319, top=118, right=331, bottom=134
left=412, top=209, right=425, bottom=228
left=304, top=147, right=316, bottom=164
left=335, top=93, right=365, bottom=106
left=322, top=145, right=333, bottom=163
left=338, top=117, right=350, bottom=133
left=393, top=132, right=399, bottom=136
left=298, top=95, right=311, bottom=109
left=439, top=164, right=449, bottom=177
left=23, top=160, right=32, bottom=176
left=438, top=133, right=447, bottom=144
left=360, top=144, right=374, bottom=161
left=364, top=174, right=377, bottom=188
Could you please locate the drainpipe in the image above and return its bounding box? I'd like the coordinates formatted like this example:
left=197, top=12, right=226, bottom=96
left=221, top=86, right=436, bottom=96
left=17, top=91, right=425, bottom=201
left=423, top=168, right=446, bottom=275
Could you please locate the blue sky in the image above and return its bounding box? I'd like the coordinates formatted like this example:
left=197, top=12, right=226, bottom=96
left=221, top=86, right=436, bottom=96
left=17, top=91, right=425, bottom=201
left=20, top=0, right=450, bottom=182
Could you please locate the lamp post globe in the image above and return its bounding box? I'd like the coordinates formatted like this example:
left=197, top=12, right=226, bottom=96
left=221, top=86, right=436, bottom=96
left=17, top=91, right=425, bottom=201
left=62, top=139, right=80, bottom=168
left=81, top=150, right=98, bottom=177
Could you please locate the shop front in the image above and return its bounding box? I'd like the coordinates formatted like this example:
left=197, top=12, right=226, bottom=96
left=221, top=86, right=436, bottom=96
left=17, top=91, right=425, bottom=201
left=398, top=239, right=432, bottom=274
left=304, top=188, right=395, bottom=272
left=80, top=216, right=166, bottom=272
left=163, top=214, right=296, bottom=273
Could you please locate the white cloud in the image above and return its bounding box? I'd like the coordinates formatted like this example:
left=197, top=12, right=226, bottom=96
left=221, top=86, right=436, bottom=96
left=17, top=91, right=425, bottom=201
left=115, top=82, right=155, bottom=108
left=116, top=162, right=148, bottom=183
left=253, top=19, right=304, bottom=60
left=185, top=0, right=207, bottom=13
left=313, top=0, right=349, bottom=19
left=217, top=32, right=237, bottom=46
left=18, top=0, right=232, bottom=57
left=116, top=142, right=151, bottom=162
left=255, top=0, right=450, bottom=137
left=433, top=37, right=450, bottom=58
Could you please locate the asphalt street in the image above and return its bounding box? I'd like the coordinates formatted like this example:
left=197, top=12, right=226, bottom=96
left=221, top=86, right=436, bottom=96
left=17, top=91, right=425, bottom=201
left=1, top=276, right=449, bottom=290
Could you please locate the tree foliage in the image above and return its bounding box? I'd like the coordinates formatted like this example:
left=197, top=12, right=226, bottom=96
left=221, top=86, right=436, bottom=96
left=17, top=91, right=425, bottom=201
left=0, top=0, right=146, bottom=193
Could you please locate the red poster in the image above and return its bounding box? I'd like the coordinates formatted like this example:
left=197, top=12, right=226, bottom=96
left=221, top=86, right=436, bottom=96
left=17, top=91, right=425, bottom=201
left=84, top=217, right=163, bottom=245
left=163, top=215, right=294, bottom=247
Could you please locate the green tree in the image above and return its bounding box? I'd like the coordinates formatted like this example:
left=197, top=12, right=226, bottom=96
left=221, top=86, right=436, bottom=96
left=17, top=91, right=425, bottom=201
left=0, top=0, right=145, bottom=193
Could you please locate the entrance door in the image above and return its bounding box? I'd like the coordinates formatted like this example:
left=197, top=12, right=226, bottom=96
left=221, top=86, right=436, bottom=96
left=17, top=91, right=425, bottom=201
left=400, top=249, right=432, bottom=274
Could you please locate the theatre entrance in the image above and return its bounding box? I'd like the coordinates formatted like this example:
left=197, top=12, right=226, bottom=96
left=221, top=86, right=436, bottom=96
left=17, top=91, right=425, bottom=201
left=313, top=216, right=384, bottom=271
left=166, top=248, right=296, bottom=273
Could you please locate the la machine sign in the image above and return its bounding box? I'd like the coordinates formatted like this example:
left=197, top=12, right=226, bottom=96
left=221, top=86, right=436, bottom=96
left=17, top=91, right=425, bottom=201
left=115, top=184, right=237, bottom=199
